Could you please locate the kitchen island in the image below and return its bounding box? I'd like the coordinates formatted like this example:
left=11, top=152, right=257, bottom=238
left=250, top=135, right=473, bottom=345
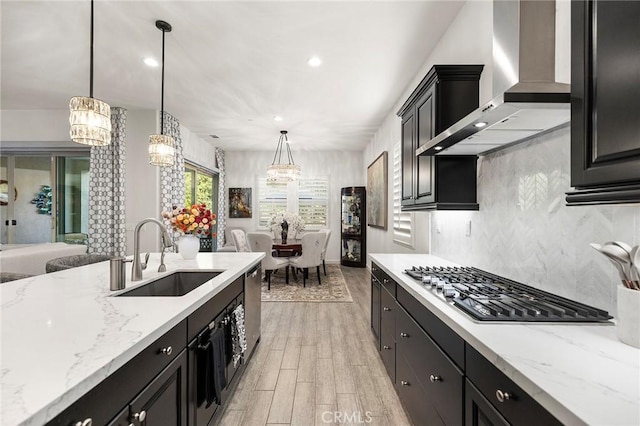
left=370, top=253, right=640, bottom=426
left=0, top=252, right=264, bottom=426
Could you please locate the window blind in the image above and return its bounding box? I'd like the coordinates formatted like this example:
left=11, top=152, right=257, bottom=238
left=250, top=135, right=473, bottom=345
left=257, top=179, right=288, bottom=228
left=298, top=177, right=328, bottom=227
left=393, top=142, right=413, bottom=246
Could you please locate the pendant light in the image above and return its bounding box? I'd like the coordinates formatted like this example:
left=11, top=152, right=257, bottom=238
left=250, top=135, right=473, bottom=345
left=69, top=0, right=112, bottom=146
left=267, top=130, right=301, bottom=182
left=148, top=20, right=175, bottom=167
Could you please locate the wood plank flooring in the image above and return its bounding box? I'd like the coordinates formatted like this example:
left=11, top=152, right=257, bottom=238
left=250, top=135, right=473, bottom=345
left=219, top=266, right=410, bottom=426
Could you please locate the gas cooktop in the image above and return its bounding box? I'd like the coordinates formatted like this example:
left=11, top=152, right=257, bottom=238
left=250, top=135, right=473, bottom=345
left=404, top=266, right=612, bottom=322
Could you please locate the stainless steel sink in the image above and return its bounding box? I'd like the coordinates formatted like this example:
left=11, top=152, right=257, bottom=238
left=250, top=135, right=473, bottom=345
left=116, top=271, right=221, bottom=297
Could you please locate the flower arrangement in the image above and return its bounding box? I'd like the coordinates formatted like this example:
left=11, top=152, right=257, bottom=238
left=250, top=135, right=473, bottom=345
left=162, top=203, right=216, bottom=237
left=270, top=211, right=305, bottom=236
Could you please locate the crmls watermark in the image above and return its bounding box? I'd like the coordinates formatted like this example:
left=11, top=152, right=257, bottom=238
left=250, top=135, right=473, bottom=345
left=321, top=411, right=374, bottom=424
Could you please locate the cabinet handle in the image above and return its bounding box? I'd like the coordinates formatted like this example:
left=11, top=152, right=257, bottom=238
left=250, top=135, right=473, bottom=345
left=160, top=346, right=173, bottom=356
left=132, top=410, right=147, bottom=422
left=400, top=332, right=409, bottom=338
left=400, top=380, right=409, bottom=386
left=383, top=345, right=391, bottom=350
left=74, top=419, right=92, bottom=426
left=496, top=389, right=511, bottom=403
left=429, top=374, right=441, bottom=382
left=383, top=278, right=389, bottom=284
left=383, top=307, right=391, bottom=311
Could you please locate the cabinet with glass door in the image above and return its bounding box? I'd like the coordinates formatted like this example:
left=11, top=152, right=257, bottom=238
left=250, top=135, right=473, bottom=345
left=340, top=187, right=365, bottom=267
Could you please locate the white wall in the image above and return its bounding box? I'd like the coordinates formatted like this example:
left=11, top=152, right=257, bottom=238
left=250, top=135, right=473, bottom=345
left=181, top=125, right=218, bottom=172
left=225, top=150, right=364, bottom=262
left=364, top=0, right=494, bottom=259
left=0, top=110, right=79, bottom=149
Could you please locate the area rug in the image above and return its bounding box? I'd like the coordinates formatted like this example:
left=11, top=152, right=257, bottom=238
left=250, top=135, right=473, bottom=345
left=261, top=264, right=353, bottom=302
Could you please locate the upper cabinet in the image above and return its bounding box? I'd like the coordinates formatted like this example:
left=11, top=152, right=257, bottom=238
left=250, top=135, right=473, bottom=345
left=567, top=0, right=640, bottom=205
left=397, top=65, right=483, bottom=211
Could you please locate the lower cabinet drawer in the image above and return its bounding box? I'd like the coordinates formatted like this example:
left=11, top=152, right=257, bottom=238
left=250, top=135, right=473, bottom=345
left=466, top=345, right=562, bottom=426
left=380, top=326, right=396, bottom=382
left=396, top=306, right=463, bottom=426
left=380, top=286, right=396, bottom=337
left=395, top=352, right=445, bottom=426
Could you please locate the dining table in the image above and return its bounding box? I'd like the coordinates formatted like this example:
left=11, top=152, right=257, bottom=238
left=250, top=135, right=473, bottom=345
left=272, top=239, right=302, bottom=258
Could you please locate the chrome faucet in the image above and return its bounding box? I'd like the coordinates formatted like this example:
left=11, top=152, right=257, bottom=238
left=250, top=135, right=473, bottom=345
left=132, top=218, right=173, bottom=281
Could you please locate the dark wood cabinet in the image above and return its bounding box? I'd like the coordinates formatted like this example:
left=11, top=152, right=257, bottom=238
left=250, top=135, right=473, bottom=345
left=398, top=65, right=483, bottom=210
left=370, top=274, right=381, bottom=347
left=370, top=262, right=561, bottom=426
left=466, top=345, right=562, bottom=426
left=130, top=349, right=188, bottom=426
left=567, top=0, right=640, bottom=205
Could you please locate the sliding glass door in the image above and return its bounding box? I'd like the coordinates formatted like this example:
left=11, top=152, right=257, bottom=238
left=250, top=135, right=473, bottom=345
left=1, top=154, right=89, bottom=246
left=184, top=163, right=219, bottom=249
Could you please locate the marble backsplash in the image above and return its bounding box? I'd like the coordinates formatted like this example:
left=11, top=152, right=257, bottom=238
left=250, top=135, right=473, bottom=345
left=429, top=125, right=640, bottom=315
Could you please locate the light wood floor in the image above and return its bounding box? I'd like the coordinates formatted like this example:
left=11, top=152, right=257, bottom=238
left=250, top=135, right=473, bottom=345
left=219, top=266, right=410, bottom=426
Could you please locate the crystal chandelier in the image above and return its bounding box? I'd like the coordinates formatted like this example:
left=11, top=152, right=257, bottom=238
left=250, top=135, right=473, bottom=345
left=267, top=130, right=301, bottom=182
left=148, top=20, right=175, bottom=167
left=69, top=0, right=111, bottom=146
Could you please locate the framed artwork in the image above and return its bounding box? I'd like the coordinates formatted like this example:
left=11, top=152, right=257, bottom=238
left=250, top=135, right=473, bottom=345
left=366, top=151, right=388, bottom=230
left=229, top=187, right=252, bottom=218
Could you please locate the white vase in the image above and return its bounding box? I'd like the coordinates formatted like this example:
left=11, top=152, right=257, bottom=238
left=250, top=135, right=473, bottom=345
left=177, top=234, right=199, bottom=260
left=617, top=285, right=640, bottom=348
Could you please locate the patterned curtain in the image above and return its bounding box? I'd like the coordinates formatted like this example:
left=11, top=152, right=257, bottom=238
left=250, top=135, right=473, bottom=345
left=215, top=148, right=226, bottom=248
left=159, top=111, right=185, bottom=244
left=88, top=107, right=127, bottom=256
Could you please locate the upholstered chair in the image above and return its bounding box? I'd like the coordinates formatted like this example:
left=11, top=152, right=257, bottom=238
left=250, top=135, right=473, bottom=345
left=45, top=254, right=113, bottom=273
left=231, top=229, right=250, bottom=253
left=318, top=229, right=331, bottom=275
left=289, top=232, right=326, bottom=287
left=0, top=272, right=34, bottom=283
left=246, top=232, right=289, bottom=290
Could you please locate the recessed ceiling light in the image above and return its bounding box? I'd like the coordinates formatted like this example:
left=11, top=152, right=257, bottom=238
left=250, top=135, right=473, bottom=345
left=307, top=56, right=322, bottom=67
left=144, top=57, right=159, bottom=67
left=474, top=122, right=488, bottom=128
left=273, top=116, right=283, bottom=122
left=434, top=146, right=443, bottom=151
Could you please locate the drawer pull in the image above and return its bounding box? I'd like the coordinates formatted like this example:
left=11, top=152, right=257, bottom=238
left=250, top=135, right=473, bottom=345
left=400, top=380, right=409, bottom=386
left=400, top=332, right=409, bottom=338
left=383, top=307, right=391, bottom=311
left=383, top=345, right=391, bottom=350
left=429, top=374, right=441, bottom=382
left=160, top=346, right=173, bottom=356
left=383, top=278, right=390, bottom=284
left=496, top=389, right=511, bottom=403
left=132, top=410, right=147, bottom=423
left=74, top=419, right=92, bottom=426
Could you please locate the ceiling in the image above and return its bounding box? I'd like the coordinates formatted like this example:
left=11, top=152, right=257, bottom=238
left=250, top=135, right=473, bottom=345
left=1, top=1, right=465, bottom=151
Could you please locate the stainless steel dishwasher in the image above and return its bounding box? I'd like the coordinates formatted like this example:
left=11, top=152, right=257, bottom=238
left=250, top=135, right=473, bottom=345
left=244, top=262, right=261, bottom=358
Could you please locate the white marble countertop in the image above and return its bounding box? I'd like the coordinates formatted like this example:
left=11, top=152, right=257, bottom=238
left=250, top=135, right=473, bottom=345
left=370, top=253, right=640, bottom=426
left=0, top=252, right=264, bottom=426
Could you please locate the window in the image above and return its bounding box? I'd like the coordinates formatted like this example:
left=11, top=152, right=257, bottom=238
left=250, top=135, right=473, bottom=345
left=298, top=178, right=328, bottom=227
left=184, top=163, right=219, bottom=244
left=257, top=177, right=329, bottom=229
left=393, top=142, right=414, bottom=247
left=257, top=179, right=288, bottom=228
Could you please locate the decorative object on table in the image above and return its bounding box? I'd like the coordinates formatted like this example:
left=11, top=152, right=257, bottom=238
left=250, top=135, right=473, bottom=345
left=270, top=211, right=305, bottom=240
left=261, top=264, right=353, bottom=303
left=162, top=203, right=216, bottom=259
left=366, top=151, right=387, bottom=229
left=198, top=236, right=214, bottom=252
left=229, top=187, right=252, bottom=218
left=0, top=180, right=17, bottom=206
left=148, top=20, right=175, bottom=167
left=590, top=240, right=640, bottom=348
left=281, top=219, right=288, bottom=244
left=341, top=186, right=366, bottom=267
left=267, top=130, right=301, bottom=182
left=30, top=185, right=52, bottom=215
left=69, top=0, right=111, bottom=146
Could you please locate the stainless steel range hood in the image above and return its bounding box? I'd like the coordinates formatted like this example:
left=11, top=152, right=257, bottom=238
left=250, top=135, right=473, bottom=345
left=416, top=0, right=570, bottom=157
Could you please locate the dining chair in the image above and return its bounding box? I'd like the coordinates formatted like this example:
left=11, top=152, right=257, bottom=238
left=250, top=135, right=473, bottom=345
left=289, top=232, right=326, bottom=287
left=318, top=229, right=331, bottom=276
left=246, top=232, right=289, bottom=290
left=231, top=229, right=250, bottom=252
